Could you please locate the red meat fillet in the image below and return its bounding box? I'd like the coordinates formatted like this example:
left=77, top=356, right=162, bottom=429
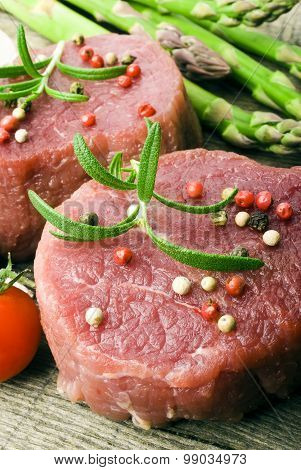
left=35, top=148, right=301, bottom=428
left=0, top=34, right=201, bottom=260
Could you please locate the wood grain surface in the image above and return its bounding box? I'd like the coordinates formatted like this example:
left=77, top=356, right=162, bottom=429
left=0, top=5, right=301, bottom=450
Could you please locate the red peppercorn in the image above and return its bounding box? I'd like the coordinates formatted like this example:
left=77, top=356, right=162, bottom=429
left=89, top=54, right=104, bottom=68
left=118, top=75, right=132, bottom=88
left=81, top=112, right=96, bottom=127
left=0, top=128, right=10, bottom=144
left=235, top=190, right=254, bottom=208
left=113, top=247, right=133, bottom=266
left=0, top=115, right=18, bottom=132
left=200, top=299, right=220, bottom=322
left=186, top=181, right=203, bottom=199
left=79, top=46, right=94, bottom=62
left=276, top=202, right=293, bottom=220
left=255, top=191, right=272, bottom=211
left=126, top=64, right=141, bottom=78
left=138, top=103, right=156, bottom=118
left=225, top=275, right=246, bottom=297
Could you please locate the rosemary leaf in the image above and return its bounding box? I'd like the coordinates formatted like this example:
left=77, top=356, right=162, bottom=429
left=49, top=219, right=136, bottom=241
left=17, top=25, right=42, bottom=79
left=137, top=121, right=161, bottom=203
left=28, top=190, right=139, bottom=241
left=0, top=58, right=50, bottom=79
left=109, top=152, right=123, bottom=179
left=0, top=78, right=40, bottom=92
left=125, top=169, right=137, bottom=183
left=145, top=117, right=153, bottom=132
left=73, top=134, right=136, bottom=191
left=45, top=85, right=89, bottom=102
left=0, top=83, right=40, bottom=101
left=57, top=61, right=127, bottom=80
left=144, top=217, right=264, bottom=272
left=50, top=202, right=140, bottom=241
left=153, top=188, right=238, bottom=214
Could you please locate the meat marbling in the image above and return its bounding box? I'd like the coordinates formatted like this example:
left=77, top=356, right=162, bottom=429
left=35, top=149, right=301, bottom=429
left=0, top=34, right=201, bottom=260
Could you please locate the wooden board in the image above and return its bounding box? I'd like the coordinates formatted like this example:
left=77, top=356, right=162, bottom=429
left=0, top=6, right=301, bottom=451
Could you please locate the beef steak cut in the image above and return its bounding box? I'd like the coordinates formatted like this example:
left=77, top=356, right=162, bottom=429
left=34, top=148, right=301, bottom=428
left=0, top=34, right=201, bottom=260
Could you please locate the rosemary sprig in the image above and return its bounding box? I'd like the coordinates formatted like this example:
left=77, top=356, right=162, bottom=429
left=0, top=24, right=126, bottom=107
left=29, top=123, right=264, bottom=272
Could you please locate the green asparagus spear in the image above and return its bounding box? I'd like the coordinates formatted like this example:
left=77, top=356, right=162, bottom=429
left=185, top=79, right=301, bottom=154
left=0, top=0, right=105, bottom=42
left=200, top=22, right=301, bottom=79
left=64, top=0, right=156, bottom=36
left=132, top=0, right=298, bottom=26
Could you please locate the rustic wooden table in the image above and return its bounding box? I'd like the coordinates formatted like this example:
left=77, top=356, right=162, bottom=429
left=0, top=7, right=301, bottom=450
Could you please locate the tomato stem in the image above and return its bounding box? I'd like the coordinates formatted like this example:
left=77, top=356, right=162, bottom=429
left=0, top=254, right=35, bottom=294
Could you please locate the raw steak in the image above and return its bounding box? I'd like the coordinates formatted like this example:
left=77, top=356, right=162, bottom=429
left=0, top=34, right=201, bottom=260
left=35, top=149, right=301, bottom=428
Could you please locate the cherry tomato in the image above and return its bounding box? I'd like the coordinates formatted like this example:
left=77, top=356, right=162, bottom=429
left=235, top=190, right=254, bottom=208
left=0, top=128, right=10, bottom=144
left=118, top=75, right=132, bottom=88
left=113, top=247, right=133, bottom=266
left=126, top=64, right=141, bottom=78
left=276, top=202, right=293, bottom=220
left=200, top=300, right=220, bottom=322
left=79, top=46, right=94, bottom=62
left=255, top=191, right=272, bottom=211
left=225, top=275, right=246, bottom=297
left=89, top=54, right=104, bottom=68
left=0, top=115, right=18, bottom=132
left=81, top=112, right=96, bottom=127
left=138, top=103, right=156, bottom=118
left=186, top=181, right=203, bottom=199
left=0, top=287, right=41, bottom=382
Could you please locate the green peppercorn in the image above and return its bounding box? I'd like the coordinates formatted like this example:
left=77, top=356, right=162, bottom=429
left=210, top=210, right=228, bottom=226
left=230, top=246, right=249, bottom=257
left=69, top=82, right=84, bottom=95
left=121, top=53, right=136, bottom=65
left=17, top=97, right=32, bottom=112
left=248, top=211, right=269, bottom=232
left=79, top=212, right=99, bottom=226
left=72, top=34, right=85, bottom=46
